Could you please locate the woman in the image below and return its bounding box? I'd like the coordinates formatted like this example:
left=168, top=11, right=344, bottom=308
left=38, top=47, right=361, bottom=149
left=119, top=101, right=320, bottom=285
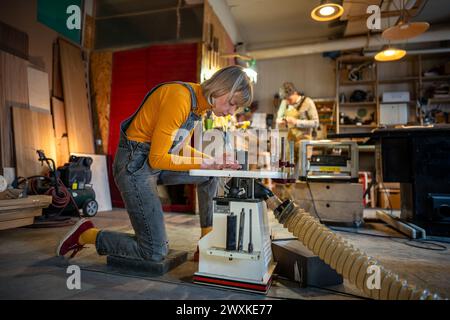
left=56, top=66, right=253, bottom=261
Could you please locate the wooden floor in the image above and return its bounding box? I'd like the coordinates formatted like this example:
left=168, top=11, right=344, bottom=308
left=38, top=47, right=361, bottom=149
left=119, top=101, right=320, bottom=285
left=0, top=208, right=449, bottom=300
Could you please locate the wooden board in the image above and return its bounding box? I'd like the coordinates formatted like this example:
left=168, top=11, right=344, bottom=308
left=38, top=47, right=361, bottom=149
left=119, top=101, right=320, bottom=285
left=273, top=182, right=363, bottom=225
left=58, top=39, right=95, bottom=154
left=376, top=210, right=418, bottom=239
left=295, top=200, right=363, bottom=225
left=51, top=97, right=70, bottom=167
left=0, top=195, right=52, bottom=210
left=90, top=51, right=112, bottom=154
left=0, top=208, right=42, bottom=222
left=0, top=217, right=34, bottom=231
left=83, top=15, right=95, bottom=50
left=0, top=195, right=50, bottom=230
left=0, top=21, right=28, bottom=60
left=0, top=51, right=29, bottom=171
left=71, top=153, right=112, bottom=212
left=27, top=66, right=51, bottom=113
left=12, top=107, right=56, bottom=178
left=52, top=42, right=63, bottom=99
left=289, top=181, right=363, bottom=202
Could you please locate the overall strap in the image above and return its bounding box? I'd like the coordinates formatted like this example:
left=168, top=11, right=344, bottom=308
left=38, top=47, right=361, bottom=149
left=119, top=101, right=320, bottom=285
left=131, top=81, right=197, bottom=121
left=120, top=81, right=198, bottom=135
left=295, top=95, right=307, bottom=111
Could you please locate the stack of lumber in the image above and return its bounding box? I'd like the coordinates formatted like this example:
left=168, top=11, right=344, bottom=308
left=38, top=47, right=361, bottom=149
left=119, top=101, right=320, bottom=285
left=0, top=195, right=52, bottom=230
left=2, top=19, right=95, bottom=180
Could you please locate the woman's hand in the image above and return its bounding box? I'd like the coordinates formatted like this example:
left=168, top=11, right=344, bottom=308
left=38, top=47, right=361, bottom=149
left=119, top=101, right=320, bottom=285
left=200, top=153, right=241, bottom=170
left=200, top=160, right=224, bottom=170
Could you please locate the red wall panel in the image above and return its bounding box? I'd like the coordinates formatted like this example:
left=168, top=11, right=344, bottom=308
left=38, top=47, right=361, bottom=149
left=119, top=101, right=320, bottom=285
left=108, top=43, right=199, bottom=207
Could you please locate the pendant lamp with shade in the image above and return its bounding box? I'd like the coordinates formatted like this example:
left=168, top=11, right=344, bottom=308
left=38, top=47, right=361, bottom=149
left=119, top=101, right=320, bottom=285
left=382, top=0, right=429, bottom=40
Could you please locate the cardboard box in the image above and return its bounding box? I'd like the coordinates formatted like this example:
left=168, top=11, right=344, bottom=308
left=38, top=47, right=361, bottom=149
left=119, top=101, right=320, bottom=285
left=382, top=91, right=410, bottom=103
left=378, top=188, right=401, bottom=210
left=380, top=103, right=408, bottom=125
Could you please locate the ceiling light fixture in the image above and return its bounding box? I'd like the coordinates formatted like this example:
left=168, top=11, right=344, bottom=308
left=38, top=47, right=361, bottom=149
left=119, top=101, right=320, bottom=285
left=311, top=2, right=344, bottom=22
left=382, top=21, right=430, bottom=41
left=243, top=59, right=258, bottom=83
left=374, top=46, right=406, bottom=62
left=382, top=0, right=430, bottom=40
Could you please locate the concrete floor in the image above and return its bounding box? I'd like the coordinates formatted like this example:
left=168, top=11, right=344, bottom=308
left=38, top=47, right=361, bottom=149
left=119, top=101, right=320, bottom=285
left=1, top=208, right=449, bottom=300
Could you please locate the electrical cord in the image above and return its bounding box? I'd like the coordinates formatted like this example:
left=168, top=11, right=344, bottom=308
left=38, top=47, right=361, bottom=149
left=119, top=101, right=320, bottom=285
left=305, top=180, right=323, bottom=223
left=27, top=174, right=80, bottom=217
left=423, top=236, right=450, bottom=244
left=391, top=238, right=447, bottom=251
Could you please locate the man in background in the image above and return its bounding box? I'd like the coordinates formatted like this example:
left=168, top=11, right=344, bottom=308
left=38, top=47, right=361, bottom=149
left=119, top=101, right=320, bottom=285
left=276, top=82, right=319, bottom=169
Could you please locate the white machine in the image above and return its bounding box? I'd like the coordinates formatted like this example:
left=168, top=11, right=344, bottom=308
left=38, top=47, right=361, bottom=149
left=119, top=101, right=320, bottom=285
left=299, top=140, right=359, bottom=181
left=189, top=169, right=286, bottom=294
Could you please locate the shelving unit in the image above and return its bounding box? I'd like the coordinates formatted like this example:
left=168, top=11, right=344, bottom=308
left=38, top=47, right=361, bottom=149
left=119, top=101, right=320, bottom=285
left=334, top=53, right=450, bottom=133
left=377, top=55, right=421, bottom=125
left=313, top=98, right=336, bottom=139
left=335, top=56, right=379, bottom=133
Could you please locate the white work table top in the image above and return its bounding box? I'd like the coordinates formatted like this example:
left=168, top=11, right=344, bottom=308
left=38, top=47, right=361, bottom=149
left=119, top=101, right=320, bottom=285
left=189, top=169, right=287, bottom=179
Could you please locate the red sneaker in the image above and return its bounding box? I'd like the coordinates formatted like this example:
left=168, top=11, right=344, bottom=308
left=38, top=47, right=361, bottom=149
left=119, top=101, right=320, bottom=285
left=56, top=218, right=94, bottom=258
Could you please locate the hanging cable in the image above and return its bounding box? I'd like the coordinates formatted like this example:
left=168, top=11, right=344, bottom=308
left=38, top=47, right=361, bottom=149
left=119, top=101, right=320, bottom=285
left=176, top=0, right=182, bottom=40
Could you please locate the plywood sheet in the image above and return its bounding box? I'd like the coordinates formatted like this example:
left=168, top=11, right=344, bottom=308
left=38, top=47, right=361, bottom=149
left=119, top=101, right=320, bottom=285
left=12, top=107, right=56, bottom=178
left=0, top=21, right=28, bottom=60
left=71, top=153, right=112, bottom=212
left=52, top=42, right=63, bottom=99
left=0, top=51, right=29, bottom=170
left=58, top=39, right=95, bottom=154
left=51, top=97, right=69, bottom=167
left=90, top=51, right=112, bottom=154
left=27, top=66, right=50, bottom=112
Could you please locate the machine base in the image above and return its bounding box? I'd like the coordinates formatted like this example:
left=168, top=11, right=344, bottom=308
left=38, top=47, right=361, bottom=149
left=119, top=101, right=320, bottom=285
left=193, top=273, right=272, bottom=294
left=193, top=262, right=276, bottom=295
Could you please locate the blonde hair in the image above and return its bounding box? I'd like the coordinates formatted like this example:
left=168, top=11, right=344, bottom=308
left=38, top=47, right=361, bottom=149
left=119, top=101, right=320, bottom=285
left=201, top=65, right=253, bottom=108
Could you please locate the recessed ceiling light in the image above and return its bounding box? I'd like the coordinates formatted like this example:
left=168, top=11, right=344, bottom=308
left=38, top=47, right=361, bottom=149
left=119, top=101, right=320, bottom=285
left=311, top=3, right=344, bottom=22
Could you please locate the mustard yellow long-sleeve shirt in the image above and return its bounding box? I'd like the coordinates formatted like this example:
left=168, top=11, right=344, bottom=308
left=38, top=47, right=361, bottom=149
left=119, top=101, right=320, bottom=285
left=126, top=82, right=212, bottom=171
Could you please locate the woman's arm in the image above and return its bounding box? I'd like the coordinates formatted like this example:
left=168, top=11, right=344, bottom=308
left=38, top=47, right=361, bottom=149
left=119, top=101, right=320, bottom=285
left=149, top=88, right=204, bottom=171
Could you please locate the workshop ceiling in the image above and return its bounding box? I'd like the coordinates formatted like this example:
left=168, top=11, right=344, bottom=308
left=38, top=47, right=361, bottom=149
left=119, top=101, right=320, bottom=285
left=227, top=0, right=450, bottom=51
left=93, top=1, right=450, bottom=52
left=227, top=0, right=346, bottom=51
left=94, top=0, right=204, bottom=50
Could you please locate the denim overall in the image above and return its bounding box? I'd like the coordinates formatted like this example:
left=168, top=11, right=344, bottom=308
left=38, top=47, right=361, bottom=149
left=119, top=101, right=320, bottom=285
left=96, top=82, right=218, bottom=262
